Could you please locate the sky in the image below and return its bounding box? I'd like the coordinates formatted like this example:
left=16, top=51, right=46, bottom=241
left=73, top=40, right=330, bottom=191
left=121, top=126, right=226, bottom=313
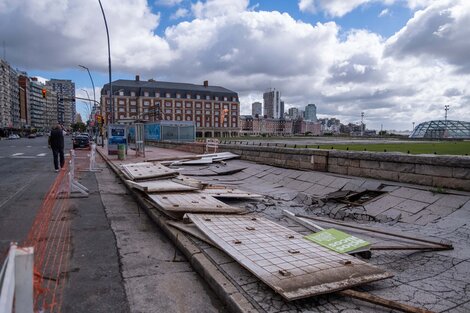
left=1, top=0, right=469, bottom=130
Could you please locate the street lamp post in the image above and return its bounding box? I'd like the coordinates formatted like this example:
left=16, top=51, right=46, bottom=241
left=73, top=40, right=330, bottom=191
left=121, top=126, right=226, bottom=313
left=78, top=65, right=96, bottom=112
left=98, top=0, right=113, bottom=124
left=360, top=112, right=364, bottom=136
left=80, top=89, right=93, bottom=120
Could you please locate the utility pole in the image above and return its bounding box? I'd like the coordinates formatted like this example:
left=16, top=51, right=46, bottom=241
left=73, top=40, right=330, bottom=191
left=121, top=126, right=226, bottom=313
left=98, top=0, right=113, bottom=125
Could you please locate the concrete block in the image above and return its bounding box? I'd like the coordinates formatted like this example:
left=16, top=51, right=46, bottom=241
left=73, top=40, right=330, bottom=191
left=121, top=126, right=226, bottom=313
left=327, top=164, right=348, bottom=175
left=380, top=162, right=415, bottom=172
left=347, top=166, right=370, bottom=177
left=350, top=159, right=360, bottom=167
left=433, top=195, right=469, bottom=209
left=392, top=199, right=428, bottom=214
left=329, top=157, right=338, bottom=165
left=368, top=168, right=399, bottom=182
left=336, top=158, right=350, bottom=166
left=452, top=168, right=470, bottom=179
left=360, top=159, right=380, bottom=169
left=432, top=176, right=470, bottom=191
left=398, top=172, right=433, bottom=186
left=415, top=164, right=453, bottom=178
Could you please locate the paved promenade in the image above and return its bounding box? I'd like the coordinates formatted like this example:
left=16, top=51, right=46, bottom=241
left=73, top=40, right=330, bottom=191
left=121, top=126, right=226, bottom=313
left=96, top=143, right=470, bottom=313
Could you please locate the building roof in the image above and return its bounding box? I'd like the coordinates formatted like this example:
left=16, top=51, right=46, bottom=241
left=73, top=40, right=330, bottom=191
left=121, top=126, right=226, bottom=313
left=410, top=120, right=470, bottom=139
left=102, top=79, right=238, bottom=97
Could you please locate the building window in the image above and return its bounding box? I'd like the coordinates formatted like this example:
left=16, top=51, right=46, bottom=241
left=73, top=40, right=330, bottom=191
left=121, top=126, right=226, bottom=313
left=205, top=110, right=211, bottom=115
left=186, top=94, right=191, bottom=99
left=223, top=97, right=227, bottom=101
left=196, top=94, right=201, bottom=100
left=175, top=102, right=182, bottom=107
left=165, top=109, right=172, bottom=113
left=215, top=96, right=219, bottom=101
left=130, top=100, right=136, bottom=105
left=205, top=103, right=211, bottom=109
left=130, top=91, right=135, bottom=97
left=144, top=91, right=149, bottom=97
left=196, top=110, right=202, bottom=114
left=185, top=109, right=192, bottom=114
left=165, top=102, right=172, bottom=107
left=165, top=93, right=171, bottom=98
left=214, top=104, right=220, bottom=109
left=206, top=95, right=210, bottom=100
left=196, top=122, right=201, bottom=127
left=185, top=102, right=192, bottom=108
left=118, top=100, right=125, bottom=105
left=143, top=101, right=149, bottom=106
left=176, top=93, right=181, bottom=99
left=175, top=109, right=182, bottom=114
left=156, top=92, right=160, bottom=97
left=118, top=108, right=125, bottom=112
left=195, top=103, right=202, bottom=108
left=143, top=108, right=149, bottom=113
left=232, top=96, right=237, bottom=101
left=130, top=108, right=137, bottom=113
left=196, top=116, right=201, bottom=121
left=231, top=104, right=237, bottom=110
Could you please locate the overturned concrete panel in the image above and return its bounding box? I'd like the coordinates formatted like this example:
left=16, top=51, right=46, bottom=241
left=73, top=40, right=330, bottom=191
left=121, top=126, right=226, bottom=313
left=187, top=214, right=392, bottom=301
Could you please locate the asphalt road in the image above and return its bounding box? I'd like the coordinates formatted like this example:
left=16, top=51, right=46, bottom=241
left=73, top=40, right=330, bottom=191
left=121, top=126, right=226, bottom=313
left=0, top=135, right=70, bottom=253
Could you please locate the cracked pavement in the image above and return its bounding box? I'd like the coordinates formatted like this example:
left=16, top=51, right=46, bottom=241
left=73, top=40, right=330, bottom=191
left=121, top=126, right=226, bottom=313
left=179, top=159, right=470, bottom=312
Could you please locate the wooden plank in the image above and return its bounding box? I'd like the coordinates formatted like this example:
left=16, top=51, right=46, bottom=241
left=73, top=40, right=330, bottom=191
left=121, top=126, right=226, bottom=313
left=147, top=193, right=246, bottom=214
left=187, top=214, right=393, bottom=301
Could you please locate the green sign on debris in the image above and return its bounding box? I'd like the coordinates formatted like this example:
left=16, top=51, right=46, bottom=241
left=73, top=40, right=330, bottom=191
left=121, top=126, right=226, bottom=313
left=304, top=228, right=370, bottom=254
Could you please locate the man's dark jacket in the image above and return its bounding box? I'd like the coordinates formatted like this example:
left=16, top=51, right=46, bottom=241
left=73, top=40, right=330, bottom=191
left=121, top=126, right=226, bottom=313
left=49, top=128, right=64, bottom=150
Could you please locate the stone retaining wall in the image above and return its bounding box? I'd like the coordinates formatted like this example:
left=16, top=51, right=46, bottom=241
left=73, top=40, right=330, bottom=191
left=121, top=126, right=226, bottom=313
left=148, top=141, right=470, bottom=191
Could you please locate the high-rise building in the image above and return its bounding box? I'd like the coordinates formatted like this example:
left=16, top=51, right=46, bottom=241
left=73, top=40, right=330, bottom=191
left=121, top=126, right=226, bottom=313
left=29, top=79, right=47, bottom=130
left=18, top=74, right=31, bottom=128
left=252, top=101, right=262, bottom=117
left=305, top=103, right=317, bottom=121
left=46, top=79, right=75, bottom=127
left=0, top=59, right=20, bottom=129
left=288, top=107, right=300, bottom=119
left=263, top=88, right=281, bottom=119
left=280, top=100, right=285, bottom=118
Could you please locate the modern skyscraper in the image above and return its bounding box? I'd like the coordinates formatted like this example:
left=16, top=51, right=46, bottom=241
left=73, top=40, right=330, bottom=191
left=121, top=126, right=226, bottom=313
left=263, top=88, right=281, bottom=119
left=288, top=107, right=300, bottom=119
left=280, top=100, right=285, bottom=118
left=305, top=103, right=317, bottom=121
left=252, top=101, right=262, bottom=117
left=46, top=79, right=75, bottom=127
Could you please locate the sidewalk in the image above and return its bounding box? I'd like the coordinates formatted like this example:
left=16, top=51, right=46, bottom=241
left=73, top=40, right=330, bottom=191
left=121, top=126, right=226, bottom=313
left=97, top=143, right=470, bottom=313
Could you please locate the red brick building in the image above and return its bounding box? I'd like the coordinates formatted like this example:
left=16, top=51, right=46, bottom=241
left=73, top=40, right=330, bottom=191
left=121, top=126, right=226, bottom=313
left=100, top=76, right=240, bottom=138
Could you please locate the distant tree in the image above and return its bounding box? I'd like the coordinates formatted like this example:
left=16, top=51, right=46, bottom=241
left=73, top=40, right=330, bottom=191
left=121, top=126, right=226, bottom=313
left=71, top=122, right=87, bottom=132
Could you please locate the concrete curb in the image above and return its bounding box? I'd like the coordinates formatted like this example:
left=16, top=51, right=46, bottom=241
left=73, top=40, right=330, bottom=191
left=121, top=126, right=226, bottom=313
left=96, top=149, right=257, bottom=313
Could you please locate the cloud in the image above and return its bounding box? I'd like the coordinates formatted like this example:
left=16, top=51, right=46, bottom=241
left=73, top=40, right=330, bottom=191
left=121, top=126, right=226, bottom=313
left=385, top=0, right=470, bottom=74
left=299, top=0, right=316, bottom=14
left=2, top=0, right=469, bottom=130
left=191, top=0, right=249, bottom=19
left=170, top=8, right=189, bottom=19
left=378, top=8, right=390, bottom=17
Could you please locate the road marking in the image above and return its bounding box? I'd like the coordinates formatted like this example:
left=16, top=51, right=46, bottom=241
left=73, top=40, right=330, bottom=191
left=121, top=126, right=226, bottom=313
left=27, top=145, right=32, bottom=148
left=11, top=156, right=36, bottom=158
left=37, top=153, right=47, bottom=157
left=0, top=174, right=39, bottom=209
left=12, top=153, right=24, bottom=156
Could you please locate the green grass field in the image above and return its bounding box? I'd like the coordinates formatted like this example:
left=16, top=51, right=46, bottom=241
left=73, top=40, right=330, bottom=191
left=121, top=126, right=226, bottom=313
left=305, top=141, right=470, bottom=155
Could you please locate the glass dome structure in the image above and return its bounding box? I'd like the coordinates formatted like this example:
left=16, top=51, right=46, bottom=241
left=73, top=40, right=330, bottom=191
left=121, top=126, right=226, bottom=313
left=410, top=120, right=470, bottom=139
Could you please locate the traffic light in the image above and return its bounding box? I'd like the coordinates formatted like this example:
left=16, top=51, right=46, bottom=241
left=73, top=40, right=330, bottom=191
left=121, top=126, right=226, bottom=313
left=96, top=115, right=102, bottom=124
left=42, top=88, right=47, bottom=99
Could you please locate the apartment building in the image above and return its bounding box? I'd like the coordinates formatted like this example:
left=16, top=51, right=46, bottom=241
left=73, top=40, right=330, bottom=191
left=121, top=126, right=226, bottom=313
left=46, top=79, right=75, bottom=127
left=100, top=76, right=240, bottom=138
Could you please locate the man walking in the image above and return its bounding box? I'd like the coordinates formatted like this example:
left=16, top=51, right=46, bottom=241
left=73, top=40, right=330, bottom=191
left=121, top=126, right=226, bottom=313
left=48, top=123, right=65, bottom=172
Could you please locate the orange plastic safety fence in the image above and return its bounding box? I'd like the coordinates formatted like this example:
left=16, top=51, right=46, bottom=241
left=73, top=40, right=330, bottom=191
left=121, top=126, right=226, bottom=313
left=19, top=150, right=85, bottom=313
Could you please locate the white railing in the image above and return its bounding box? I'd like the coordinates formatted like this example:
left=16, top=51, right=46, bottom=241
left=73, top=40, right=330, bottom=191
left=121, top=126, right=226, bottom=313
left=205, top=138, right=219, bottom=154
left=0, top=244, right=34, bottom=313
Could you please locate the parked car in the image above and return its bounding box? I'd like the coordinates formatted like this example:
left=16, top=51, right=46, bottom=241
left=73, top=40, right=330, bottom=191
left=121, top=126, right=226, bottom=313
left=7, top=134, right=20, bottom=140
left=28, top=133, right=37, bottom=138
left=73, top=135, right=90, bottom=149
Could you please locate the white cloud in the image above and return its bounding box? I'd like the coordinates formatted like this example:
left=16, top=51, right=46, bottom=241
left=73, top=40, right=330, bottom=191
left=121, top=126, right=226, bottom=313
left=170, top=8, right=189, bottom=19
left=378, top=8, right=390, bottom=17
left=299, top=0, right=316, bottom=14
left=191, top=0, right=249, bottom=19
left=385, top=0, right=470, bottom=73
